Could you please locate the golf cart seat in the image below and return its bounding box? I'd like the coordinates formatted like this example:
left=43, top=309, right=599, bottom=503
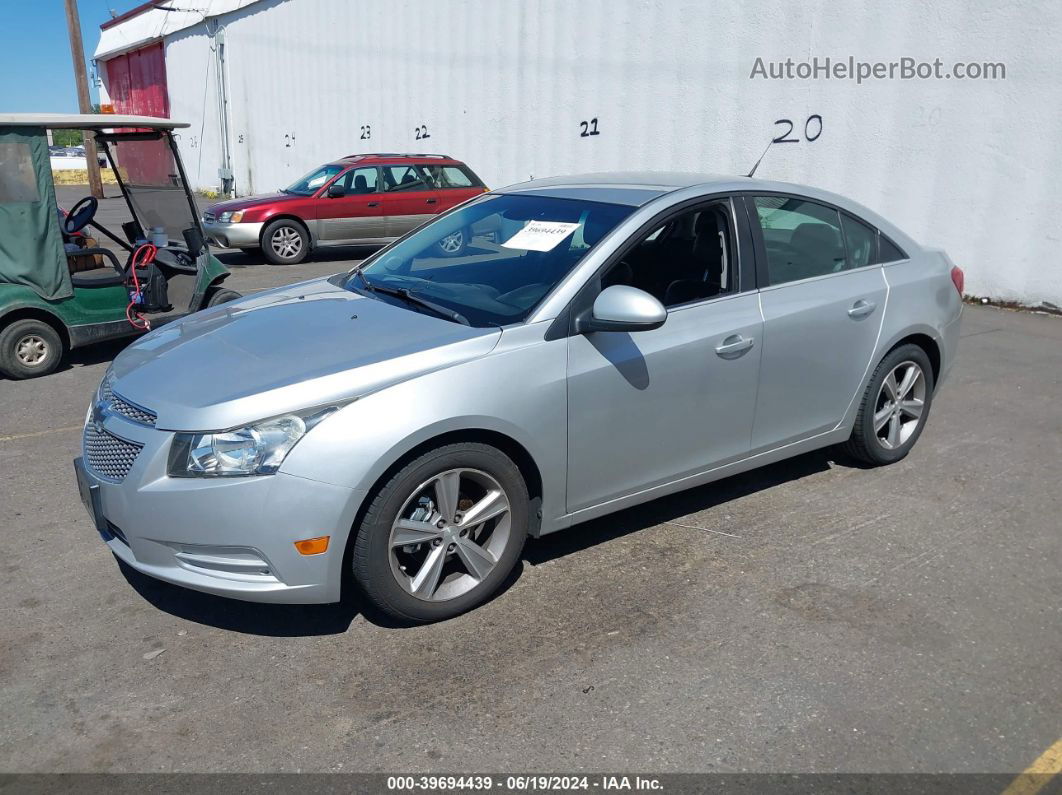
left=67, top=247, right=127, bottom=288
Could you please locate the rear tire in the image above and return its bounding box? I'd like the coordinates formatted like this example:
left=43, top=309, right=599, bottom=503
left=205, top=287, right=241, bottom=307
left=351, top=443, right=528, bottom=623
left=0, top=319, right=65, bottom=380
left=843, top=343, right=935, bottom=466
left=262, top=219, right=309, bottom=265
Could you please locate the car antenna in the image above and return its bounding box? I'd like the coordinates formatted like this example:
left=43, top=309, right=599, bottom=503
left=746, top=138, right=775, bottom=178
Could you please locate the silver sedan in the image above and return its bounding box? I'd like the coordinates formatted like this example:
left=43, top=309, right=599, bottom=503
left=75, top=173, right=963, bottom=622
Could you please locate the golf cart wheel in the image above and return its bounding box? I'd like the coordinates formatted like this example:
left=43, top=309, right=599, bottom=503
left=262, top=219, right=309, bottom=265
left=436, top=227, right=470, bottom=257
left=205, top=287, right=242, bottom=307
left=351, top=442, right=529, bottom=624
left=0, top=318, right=65, bottom=380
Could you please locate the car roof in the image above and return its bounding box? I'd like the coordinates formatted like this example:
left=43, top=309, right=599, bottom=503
left=333, top=153, right=466, bottom=167
left=493, top=171, right=918, bottom=251
left=0, top=113, right=189, bottom=130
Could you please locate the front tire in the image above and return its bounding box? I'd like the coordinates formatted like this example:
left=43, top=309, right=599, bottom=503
left=351, top=443, right=529, bottom=623
left=262, top=219, right=309, bottom=265
left=843, top=344, right=934, bottom=466
left=0, top=319, right=65, bottom=380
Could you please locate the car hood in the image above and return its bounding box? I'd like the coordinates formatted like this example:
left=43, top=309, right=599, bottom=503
left=206, top=192, right=295, bottom=214
left=110, top=278, right=501, bottom=431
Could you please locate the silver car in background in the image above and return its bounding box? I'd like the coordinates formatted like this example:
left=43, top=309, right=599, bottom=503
left=74, top=173, right=963, bottom=622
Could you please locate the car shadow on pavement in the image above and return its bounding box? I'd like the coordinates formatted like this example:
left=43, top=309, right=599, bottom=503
left=523, top=449, right=837, bottom=565
left=117, top=557, right=366, bottom=637
left=116, top=449, right=836, bottom=636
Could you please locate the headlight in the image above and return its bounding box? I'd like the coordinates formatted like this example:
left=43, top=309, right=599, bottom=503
left=218, top=210, right=244, bottom=223
left=168, top=407, right=337, bottom=477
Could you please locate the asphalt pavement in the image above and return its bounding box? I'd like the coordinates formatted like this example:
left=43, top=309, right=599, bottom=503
left=0, top=191, right=1059, bottom=775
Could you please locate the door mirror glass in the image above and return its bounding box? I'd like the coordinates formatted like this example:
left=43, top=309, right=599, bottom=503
left=327, top=183, right=346, bottom=198
left=584, top=285, right=666, bottom=332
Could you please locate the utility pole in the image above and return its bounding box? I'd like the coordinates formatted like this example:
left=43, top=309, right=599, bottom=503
left=64, top=0, right=104, bottom=199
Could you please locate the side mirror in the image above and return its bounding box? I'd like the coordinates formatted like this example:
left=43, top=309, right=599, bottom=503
left=581, top=285, right=667, bottom=333
left=327, top=183, right=346, bottom=198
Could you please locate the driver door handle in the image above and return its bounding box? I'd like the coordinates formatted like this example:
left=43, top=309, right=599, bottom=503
left=715, top=334, right=755, bottom=357
left=425, top=198, right=437, bottom=204
left=367, top=201, right=380, bottom=207
left=848, top=299, right=877, bottom=319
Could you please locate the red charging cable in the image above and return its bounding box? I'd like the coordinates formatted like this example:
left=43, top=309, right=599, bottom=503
left=126, top=243, right=158, bottom=331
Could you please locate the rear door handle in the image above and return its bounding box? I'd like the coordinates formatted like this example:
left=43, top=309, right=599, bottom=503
left=714, top=334, right=755, bottom=357
left=425, top=198, right=437, bottom=204
left=847, top=299, right=877, bottom=319
left=367, top=201, right=380, bottom=207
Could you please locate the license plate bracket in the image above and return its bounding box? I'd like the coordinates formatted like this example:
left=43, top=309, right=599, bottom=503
left=74, top=457, right=111, bottom=540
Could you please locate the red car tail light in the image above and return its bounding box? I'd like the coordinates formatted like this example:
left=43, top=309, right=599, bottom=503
left=950, top=266, right=965, bottom=296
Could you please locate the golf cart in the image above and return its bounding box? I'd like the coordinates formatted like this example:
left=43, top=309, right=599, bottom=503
left=0, top=113, right=239, bottom=379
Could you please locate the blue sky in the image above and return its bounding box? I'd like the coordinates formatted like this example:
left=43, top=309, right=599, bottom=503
left=0, top=0, right=127, bottom=112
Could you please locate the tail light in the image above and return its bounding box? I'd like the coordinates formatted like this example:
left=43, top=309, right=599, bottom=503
left=950, top=266, right=965, bottom=296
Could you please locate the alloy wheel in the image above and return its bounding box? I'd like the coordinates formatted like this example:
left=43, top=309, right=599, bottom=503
left=15, top=334, right=49, bottom=367
left=874, top=360, right=926, bottom=450
left=387, top=467, right=511, bottom=602
left=439, top=230, right=464, bottom=254
left=270, top=226, right=303, bottom=259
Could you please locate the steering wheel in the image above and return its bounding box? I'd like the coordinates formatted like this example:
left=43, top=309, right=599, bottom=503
left=63, top=196, right=98, bottom=235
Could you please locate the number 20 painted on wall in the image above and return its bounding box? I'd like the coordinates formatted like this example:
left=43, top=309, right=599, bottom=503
left=773, top=115, right=823, bottom=143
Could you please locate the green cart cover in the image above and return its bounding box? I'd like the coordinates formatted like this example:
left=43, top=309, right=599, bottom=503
left=0, top=126, right=72, bottom=301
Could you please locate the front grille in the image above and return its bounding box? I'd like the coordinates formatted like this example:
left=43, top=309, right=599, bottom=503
left=110, top=394, right=157, bottom=427
left=83, top=424, right=143, bottom=482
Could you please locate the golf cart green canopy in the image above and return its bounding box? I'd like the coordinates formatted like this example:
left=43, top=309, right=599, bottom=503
left=0, top=114, right=190, bottom=301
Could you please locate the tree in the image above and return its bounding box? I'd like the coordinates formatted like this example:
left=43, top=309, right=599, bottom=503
left=53, top=129, right=84, bottom=147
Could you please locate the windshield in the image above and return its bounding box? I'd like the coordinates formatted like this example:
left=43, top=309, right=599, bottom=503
left=104, top=133, right=197, bottom=244
left=283, top=164, right=343, bottom=196
left=347, top=194, right=634, bottom=327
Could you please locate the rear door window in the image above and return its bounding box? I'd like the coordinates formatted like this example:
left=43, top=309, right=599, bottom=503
left=382, top=165, right=432, bottom=192
left=422, top=164, right=478, bottom=189
left=753, top=196, right=848, bottom=285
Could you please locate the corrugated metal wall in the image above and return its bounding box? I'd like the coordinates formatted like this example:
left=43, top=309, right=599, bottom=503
left=161, top=0, right=1062, bottom=305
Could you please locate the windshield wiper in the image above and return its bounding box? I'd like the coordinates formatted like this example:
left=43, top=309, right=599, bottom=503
left=353, top=271, right=470, bottom=326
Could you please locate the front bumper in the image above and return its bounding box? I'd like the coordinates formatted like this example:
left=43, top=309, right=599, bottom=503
left=201, top=219, right=264, bottom=250
left=75, top=410, right=364, bottom=604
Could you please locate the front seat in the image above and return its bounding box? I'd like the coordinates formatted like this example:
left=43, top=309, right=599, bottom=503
left=352, top=174, right=369, bottom=194
left=663, top=210, right=726, bottom=305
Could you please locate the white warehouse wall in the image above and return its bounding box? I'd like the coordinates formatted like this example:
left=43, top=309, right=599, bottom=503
left=158, top=0, right=1062, bottom=306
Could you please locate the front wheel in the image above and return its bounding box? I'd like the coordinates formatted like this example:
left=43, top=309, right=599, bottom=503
left=351, top=443, right=529, bottom=623
left=262, top=219, right=309, bottom=265
left=0, top=319, right=65, bottom=380
left=843, top=344, right=935, bottom=466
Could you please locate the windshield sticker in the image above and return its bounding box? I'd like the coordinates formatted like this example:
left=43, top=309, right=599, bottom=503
left=501, top=221, right=581, bottom=252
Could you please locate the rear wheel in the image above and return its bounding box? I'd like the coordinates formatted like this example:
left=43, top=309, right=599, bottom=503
left=351, top=443, right=529, bottom=623
left=436, top=227, right=469, bottom=257
left=262, top=219, right=309, bottom=265
left=843, top=344, right=934, bottom=466
left=205, top=287, right=241, bottom=307
left=0, top=319, right=65, bottom=380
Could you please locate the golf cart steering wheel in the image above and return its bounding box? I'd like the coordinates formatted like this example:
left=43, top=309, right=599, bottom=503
left=63, top=196, right=98, bottom=235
